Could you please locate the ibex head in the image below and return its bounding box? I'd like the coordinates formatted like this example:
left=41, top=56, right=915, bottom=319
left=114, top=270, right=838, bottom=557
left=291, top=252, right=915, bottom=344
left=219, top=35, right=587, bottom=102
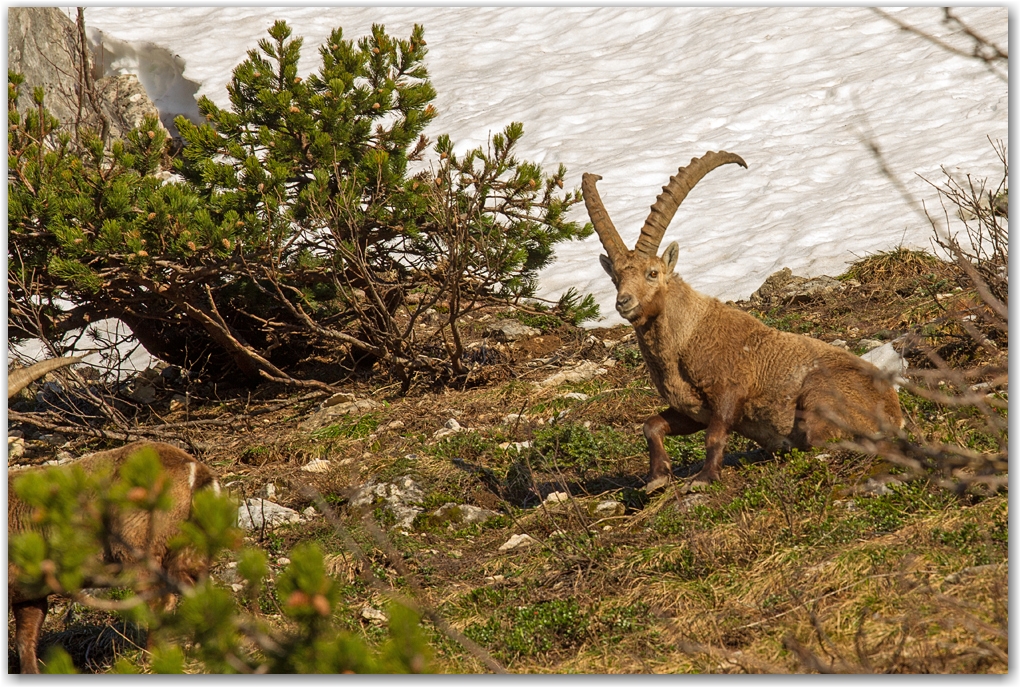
left=583, top=151, right=747, bottom=327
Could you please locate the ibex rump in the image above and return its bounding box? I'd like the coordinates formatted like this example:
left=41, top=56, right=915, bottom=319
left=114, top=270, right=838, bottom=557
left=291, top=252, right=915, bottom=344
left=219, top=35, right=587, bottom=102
left=583, top=152, right=903, bottom=492
left=8, top=359, right=220, bottom=673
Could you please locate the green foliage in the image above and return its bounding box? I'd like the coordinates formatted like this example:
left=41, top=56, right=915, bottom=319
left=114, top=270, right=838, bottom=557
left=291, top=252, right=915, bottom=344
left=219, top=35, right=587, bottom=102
left=311, top=413, right=380, bottom=440
left=9, top=21, right=589, bottom=387
left=11, top=447, right=433, bottom=673
left=512, top=308, right=563, bottom=333
left=464, top=598, right=589, bottom=662
left=557, top=287, right=600, bottom=326
left=41, top=647, right=77, bottom=674
left=611, top=343, right=644, bottom=369
left=530, top=422, right=641, bottom=473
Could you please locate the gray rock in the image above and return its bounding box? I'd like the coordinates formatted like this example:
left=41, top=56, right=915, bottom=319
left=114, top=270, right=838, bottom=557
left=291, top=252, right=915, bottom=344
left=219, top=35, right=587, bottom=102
left=433, top=418, right=465, bottom=439
left=361, top=605, right=388, bottom=623
left=538, top=360, right=607, bottom=388
left=9, top=8, right=82, bottom=130
left=860, top=342, right=908, bottom=388
left=121, top=378, right=157, bottom=404
left=749, top=267, right=846, bottom=306
left=97, top=73, right=162, bottom=134
left=9, top=8, right=165, bottom=141
left=8, top=437, right=25, bottom=462
left=430, top=503, right=500, bottom=527
left=349, top=476, right=424, bottom=530
left=591, top=500, right=625, bottom=518
left=487, top=319, right=541, bottom=342
left=858, top=338, right=885, bottom=352
left=300, top=397, right=380, bottom=432
left=36, top=432, right=67, bottom=447
left=498, top=533, right=539, bottom=552
left=237, top=498, right=302, bottom=531
left=543, top=491, right=570, bottom=505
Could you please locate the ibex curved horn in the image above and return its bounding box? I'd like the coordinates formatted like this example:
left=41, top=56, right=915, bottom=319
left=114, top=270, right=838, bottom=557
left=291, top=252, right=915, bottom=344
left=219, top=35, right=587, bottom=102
left=582, top=172, right=628, bottom=264
left=634, top=151, right=747, bottom=257
left=8, top=357, right=82, bottom=399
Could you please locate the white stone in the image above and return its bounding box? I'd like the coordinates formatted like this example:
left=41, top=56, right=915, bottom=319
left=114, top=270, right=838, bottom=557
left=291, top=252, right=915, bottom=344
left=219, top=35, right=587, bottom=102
left=562, top=392, right=589, bottom=401
left=498, top=533, right=539, bottom=551
left=593, top=500, right=625, bottom=517
left=433, top=418, right=465, bottom=439
left=544, top=491, right=570, bottom=504
left=277, top=557, right=291, bottom=566
left=237, top=498, right=301, bottom=531
left=431, top=503, right=500, bottom=526
left=538, top=360, right=607, bottom=388
left=301, top=459, right=331, bottom=473
left=349, top=476, right=424, bottom=530
left=361, top=605, right=388, bottom=623
left=860, top=342, right=908, bottom=389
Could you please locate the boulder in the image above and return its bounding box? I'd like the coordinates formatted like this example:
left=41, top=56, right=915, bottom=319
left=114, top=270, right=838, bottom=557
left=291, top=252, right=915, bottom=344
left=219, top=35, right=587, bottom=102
left=237, top=498, right=302, bottom=531
left=9, top=8, right=165, bottom=141
left=748, top=267, right=848, bottom=306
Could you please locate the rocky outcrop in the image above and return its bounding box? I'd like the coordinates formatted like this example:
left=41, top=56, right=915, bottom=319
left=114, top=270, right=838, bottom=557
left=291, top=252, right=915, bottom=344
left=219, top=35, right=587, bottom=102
left=748, top=267, right=851, bottom=307
left=9, top=7, right=163, bottom=141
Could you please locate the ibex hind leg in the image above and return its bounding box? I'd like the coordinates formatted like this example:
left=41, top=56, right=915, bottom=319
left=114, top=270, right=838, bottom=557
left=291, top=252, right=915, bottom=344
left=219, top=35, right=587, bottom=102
left=13, top=597, right=48, bottom=674
left=643, top=408, right=705, bottom=493
left=796, top=369, right=888, bottom=447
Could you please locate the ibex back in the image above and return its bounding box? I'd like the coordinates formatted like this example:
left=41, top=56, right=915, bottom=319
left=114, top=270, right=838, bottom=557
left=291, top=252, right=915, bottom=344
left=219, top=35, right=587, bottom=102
left=582, top=152, right=903, bottom=492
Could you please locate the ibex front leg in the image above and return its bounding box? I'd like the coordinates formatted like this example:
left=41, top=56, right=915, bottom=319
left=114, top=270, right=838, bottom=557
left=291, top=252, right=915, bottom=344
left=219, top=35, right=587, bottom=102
left=681, top=389, right=744, bottom=493
left=643, top=408, right=705, bottom=493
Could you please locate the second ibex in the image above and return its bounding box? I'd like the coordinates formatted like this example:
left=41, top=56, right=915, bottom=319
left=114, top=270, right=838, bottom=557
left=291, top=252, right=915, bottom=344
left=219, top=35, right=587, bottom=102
left=583, top=151, right=903, bottom=493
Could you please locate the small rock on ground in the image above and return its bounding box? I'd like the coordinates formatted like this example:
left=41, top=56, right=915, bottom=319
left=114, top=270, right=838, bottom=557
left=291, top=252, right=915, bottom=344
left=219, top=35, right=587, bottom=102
left=860, top=341, right=908, bottom=387
left=539, top=360, right=607, bottom=388
left=487, top=319, right=541, bottom=342
left=299, top=397, right=380, bottom=432
left=238, top=498, right=302, bottom=531
left=431, top=503, right=500, bottom=526
left=499, top=533, right=539, bottom=552
left=301, top=459, right=331, bottom=473
left=592, top=500, right=625, bottom=517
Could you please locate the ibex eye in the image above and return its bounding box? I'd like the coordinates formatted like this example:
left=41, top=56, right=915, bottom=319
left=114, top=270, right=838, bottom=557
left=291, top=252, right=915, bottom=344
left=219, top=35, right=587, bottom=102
left=649, top=270, right=658, bottom=279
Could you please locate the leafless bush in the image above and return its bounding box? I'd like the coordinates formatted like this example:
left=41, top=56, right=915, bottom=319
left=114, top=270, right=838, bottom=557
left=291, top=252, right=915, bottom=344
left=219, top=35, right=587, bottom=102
left=872, top=8, right=1007, bottom=81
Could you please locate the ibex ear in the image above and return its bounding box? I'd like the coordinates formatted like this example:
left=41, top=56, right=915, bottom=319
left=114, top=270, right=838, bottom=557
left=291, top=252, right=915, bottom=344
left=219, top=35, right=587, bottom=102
left=599, top=254, right=615, bottom=278
left=662, top=241, right=680, bottom=273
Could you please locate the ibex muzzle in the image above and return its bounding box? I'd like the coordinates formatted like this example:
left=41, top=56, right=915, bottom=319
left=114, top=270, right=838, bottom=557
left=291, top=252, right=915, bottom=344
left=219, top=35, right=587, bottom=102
left=584, top=152, right=903, bottom=492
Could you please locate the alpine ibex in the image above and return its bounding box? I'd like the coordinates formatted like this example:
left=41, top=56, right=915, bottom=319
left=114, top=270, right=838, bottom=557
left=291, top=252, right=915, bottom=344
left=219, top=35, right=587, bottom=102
left=8, top=358, right=221, bottom=673
left=583, top=151, right=903, bottom=493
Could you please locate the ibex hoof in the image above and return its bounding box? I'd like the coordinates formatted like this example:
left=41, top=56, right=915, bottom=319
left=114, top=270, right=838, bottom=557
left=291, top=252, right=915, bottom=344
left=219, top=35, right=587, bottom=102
left=643, top=475, right=672, bottom=494
left=678, top=476, right=716, bottom=494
